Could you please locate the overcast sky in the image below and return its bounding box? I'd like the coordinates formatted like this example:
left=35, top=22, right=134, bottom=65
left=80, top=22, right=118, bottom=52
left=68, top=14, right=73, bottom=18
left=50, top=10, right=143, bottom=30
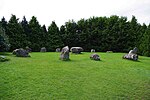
left=0, top=0, right=150, bottom=27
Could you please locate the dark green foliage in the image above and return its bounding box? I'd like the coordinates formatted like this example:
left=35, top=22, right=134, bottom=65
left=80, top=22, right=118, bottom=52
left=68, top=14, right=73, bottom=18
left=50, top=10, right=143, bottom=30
left=7, top=15, right=27, bottom=51
left=61, top=16, right=149, bottom=56
left=139, top=24, right=150, bottom=56
left=0, top=15, right=149, bottom=56
left=21, top=16, right=31, bottom=47
left=41, top=25, right=49, bottom=48
left=47, top=21, right=64, bottom=51
left=60, top=25, right=66, bottom=44
left=63, top=20, right=79, bottom=47
left=0, top=17, right=8, bottom=31
left=0, top=24, right=10, bottom=51
left=28, top=16, right=47, bottom=51
left=28, top=16, right=41, bottom=51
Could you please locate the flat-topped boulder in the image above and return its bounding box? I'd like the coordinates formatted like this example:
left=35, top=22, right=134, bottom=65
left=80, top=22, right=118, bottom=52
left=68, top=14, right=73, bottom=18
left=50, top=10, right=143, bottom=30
left=70, top=47, right=83, bottom=54
left=12, top=48, right=30, bottom=57
left=40, top=47, right=46, bottom=52
left=106, top=51, right=113, bottom=53
left=90, top=53, right=100, bottom=61
left=60, top=46, right=70, bottom=60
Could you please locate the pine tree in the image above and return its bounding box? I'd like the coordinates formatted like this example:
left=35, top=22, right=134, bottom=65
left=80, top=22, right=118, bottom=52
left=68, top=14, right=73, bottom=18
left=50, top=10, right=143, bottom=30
left=60, top=25, right=66, bottom=45
left=139, top=24, right=150, bottom=56
left=28, top=16, right=43, bottom=51
left=0, top=17, right=7, bottom=31
left=21, top=16, right=31, bottom=46
left=47, top=21, right=64, bottom=51
left=7, top=15, right=27, bottom=51
left=41, top=24, right=49, bottom=49
left=0, top=23, right=10, bottom=51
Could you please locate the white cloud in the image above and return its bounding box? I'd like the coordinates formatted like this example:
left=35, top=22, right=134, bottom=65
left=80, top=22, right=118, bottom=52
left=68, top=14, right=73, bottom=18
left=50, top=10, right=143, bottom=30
left=0, top=0, right=150, bottom=27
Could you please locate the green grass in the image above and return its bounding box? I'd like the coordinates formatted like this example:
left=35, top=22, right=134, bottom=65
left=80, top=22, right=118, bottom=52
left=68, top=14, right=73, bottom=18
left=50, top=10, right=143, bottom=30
left=0, top=52, right=150, bottom=100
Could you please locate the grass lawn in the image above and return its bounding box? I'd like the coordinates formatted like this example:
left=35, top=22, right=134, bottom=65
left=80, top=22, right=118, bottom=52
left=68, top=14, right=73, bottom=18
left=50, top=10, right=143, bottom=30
left=0, top=52, right=150, bottom=100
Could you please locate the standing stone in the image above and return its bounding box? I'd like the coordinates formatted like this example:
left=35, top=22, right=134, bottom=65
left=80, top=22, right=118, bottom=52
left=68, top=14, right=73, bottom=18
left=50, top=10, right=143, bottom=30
left=123, top=47, right=138, bottom=61
left=60, top=46, right=70, bottom=60
left=12, top=49, right=19, bottom=55
left=129, top=47, right=138, bottom=54
left=56, top=48, right=61, bottom=52
left=12, top=48, right=30, bottom=57
left=90, top=53, right=100, bottom=61
left=91, top=49, right=95, bottom=52
left=70, top=47, right=83, bottom=54
left=40, top=47, right=46, bottom=52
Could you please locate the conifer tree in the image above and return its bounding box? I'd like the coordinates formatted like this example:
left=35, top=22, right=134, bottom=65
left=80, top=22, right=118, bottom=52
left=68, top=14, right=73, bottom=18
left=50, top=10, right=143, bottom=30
left=0, top=24, right=10, bottom=51
left=139, top=24, right=150, bottom=56
left=28, top=16, right=43, bottom=51
left=47, top=21, right=64, bottom=51
left=7, top=15, right=27, bottom=51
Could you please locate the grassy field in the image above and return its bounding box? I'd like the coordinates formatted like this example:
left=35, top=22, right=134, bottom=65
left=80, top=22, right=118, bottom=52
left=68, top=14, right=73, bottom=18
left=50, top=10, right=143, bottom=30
left=0, top=52, right=150, bottom=100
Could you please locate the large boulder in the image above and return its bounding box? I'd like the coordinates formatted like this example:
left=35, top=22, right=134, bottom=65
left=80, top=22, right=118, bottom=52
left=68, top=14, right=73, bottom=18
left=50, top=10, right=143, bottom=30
left=13, top=48, right=30, bottom=57
left=70, top=47, right=83, bottom=54
left=90, top=53, right=100, bottom=61
left=123, top=53, right=138, bottom=61
left=60, top=46, right=70, bottom=60
left=123, top=47, right=138, bottom=61
left=40, top=47, right=46, bottom=52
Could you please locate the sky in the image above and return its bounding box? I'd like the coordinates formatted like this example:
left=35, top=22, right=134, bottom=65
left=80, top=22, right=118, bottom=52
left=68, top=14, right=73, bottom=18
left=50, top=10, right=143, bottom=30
left=0, top=0, right=150, bottom=27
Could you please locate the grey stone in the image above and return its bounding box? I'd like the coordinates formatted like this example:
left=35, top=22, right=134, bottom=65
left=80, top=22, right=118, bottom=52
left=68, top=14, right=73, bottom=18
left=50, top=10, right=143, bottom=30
left=123, top=47, right=138, bottom=61
left=13, top=48, right=30, bottom=57
left=40, top=47, right=46, bottom=52
left=70, top=47, right=83, bottom=54
left=91, top=49, right=95, bottom=52
left=106, top=51, right=113, bottom=53
left=123, top=54, right=138, bottom=61
left=56, top=48, right=61, bottom=52
left=12, top=49, right=19, bottom=55
left=90, top=53, right=100, bottom=61
left=60, top=46, right=70, bottom=60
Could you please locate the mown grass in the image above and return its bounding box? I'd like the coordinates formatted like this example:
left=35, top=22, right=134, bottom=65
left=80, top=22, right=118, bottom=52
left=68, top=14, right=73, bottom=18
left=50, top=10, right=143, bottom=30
left=0, top=52, right=150, bottom=100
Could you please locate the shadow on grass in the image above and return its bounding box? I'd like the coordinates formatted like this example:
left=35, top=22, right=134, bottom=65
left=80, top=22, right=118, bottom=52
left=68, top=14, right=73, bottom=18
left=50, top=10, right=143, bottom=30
left=0, top=52, right=31, bottom=58
left=122, top=58, right=140, bottom=62
left=138, top=57, right=150, bottom=61
left=70, top=52, right=85, bottom=55
left=0, top=52, right=13, bottom=56
left=91, top=60, right=104, bottom=63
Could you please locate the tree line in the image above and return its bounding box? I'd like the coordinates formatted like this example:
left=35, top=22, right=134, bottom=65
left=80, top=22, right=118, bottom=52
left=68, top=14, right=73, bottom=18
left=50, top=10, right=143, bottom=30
left=0, top=14, right=150, bottom=56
